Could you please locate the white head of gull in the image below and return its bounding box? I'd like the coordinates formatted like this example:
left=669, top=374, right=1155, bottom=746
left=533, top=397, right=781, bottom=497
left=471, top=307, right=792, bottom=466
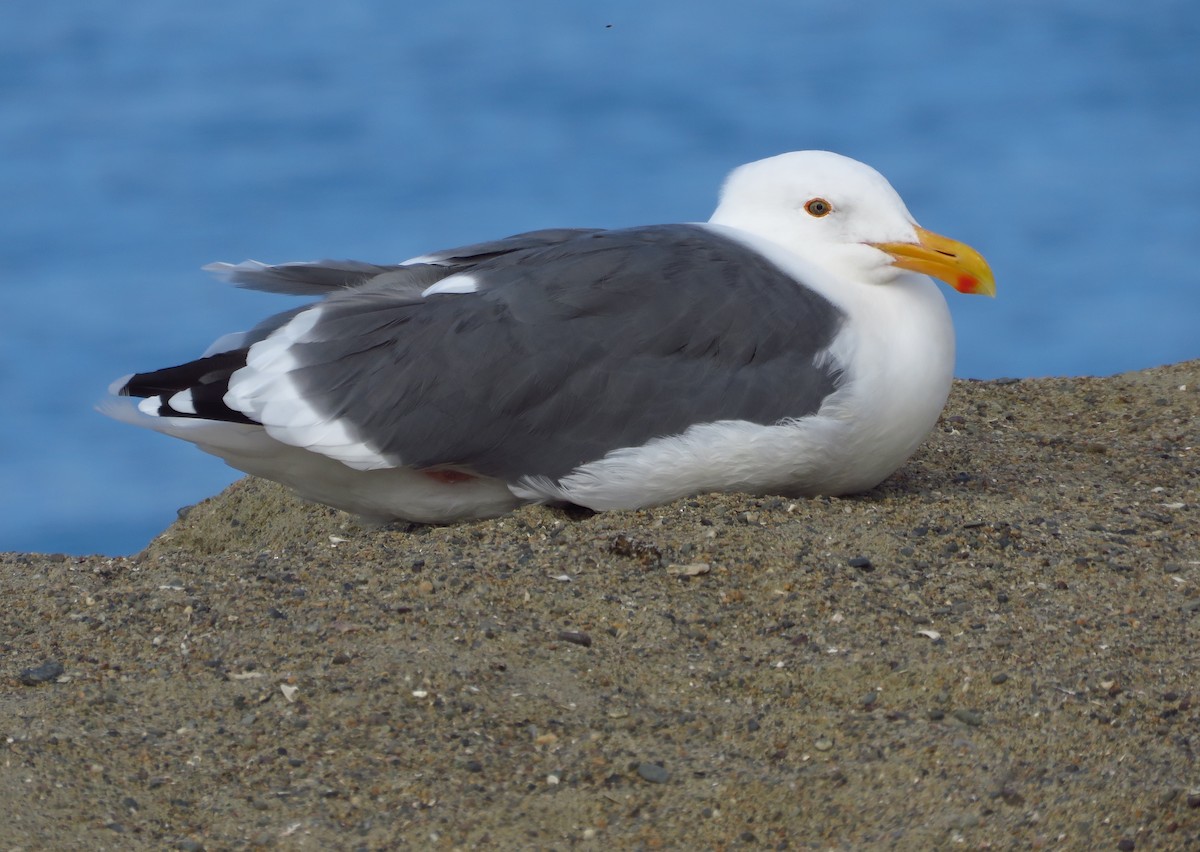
left=103, top=150, right=994, bottom=523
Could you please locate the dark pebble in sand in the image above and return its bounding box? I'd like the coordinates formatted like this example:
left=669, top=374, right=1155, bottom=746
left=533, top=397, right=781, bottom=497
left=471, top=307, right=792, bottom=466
left=847, top=556, right=873, bottom=570
left=557, top=630, right=592, bottom=647
left=991, top=673, right=1009, bottom=684
left=174, top=841, right=205, bottom=852
left=997, top=787, right=1025, bottom=806
left=952, top=709, right=983, bottom=727
left=19, top=660, right=64, bottom=685
left=637, top=762, right=670, bottom=784
left=1117, top=839, right=1135, bottom=851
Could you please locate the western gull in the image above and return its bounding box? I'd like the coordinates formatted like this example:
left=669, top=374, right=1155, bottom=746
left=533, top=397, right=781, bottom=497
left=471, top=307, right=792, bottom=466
left=103, top=151, right=994, bottom=523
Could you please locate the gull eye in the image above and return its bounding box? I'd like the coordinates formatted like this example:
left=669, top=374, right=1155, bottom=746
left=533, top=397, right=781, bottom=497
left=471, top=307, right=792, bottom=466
left=804, top=198, right=833, bottom=217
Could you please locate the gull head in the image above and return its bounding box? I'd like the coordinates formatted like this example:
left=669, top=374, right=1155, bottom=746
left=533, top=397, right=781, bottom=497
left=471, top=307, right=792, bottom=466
left=709, top=150, right=994, bottom=296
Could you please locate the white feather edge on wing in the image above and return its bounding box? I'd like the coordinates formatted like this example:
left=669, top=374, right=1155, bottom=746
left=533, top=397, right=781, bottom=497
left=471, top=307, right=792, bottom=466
left=222, top=305, right=397, bottom=471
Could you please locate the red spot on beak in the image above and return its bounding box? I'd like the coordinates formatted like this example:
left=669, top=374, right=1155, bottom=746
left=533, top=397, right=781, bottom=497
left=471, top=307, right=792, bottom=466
left=956, top=274, right=978, bottom=294
left=421, top=469, right=477, bottom=484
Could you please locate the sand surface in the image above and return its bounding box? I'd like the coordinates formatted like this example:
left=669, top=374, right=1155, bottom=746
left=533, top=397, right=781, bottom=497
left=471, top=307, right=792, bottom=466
left=3, top=362, right=1199, bottom=850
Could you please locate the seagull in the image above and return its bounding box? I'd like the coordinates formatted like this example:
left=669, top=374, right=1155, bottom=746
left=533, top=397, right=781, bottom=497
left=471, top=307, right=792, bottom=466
left=103, top=151, right=994, bottom=523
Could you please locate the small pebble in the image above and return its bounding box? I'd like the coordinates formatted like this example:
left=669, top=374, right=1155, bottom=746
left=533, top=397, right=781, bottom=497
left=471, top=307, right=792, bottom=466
left=18, top=660, right=64, bottom=685
left=557, top=630, right=592, bottom=647
left=667, top=562, right=711, bottom=577
left=991, top=673, right=1009, bottom=685
left=813, top=736, right=834, bottom=751
left=997, top=787, right=1025, bottom=806
left=637, top=762, right=670, bottom=784
left=952, top=709, right=983, bottom=727
left=847, top=555, right=873, bottom=570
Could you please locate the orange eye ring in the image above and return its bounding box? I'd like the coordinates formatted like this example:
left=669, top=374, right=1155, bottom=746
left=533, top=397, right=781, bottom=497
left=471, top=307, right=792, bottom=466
left=804, top=198, right=833, bottom=217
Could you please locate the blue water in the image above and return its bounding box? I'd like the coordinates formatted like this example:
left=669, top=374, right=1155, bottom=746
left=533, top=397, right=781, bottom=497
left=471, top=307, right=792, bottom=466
left=3, top=0, right=1198, bottom=556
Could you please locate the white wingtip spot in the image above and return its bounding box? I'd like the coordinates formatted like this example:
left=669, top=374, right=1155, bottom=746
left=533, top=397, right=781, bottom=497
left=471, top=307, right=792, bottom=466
left=168, top=390, right=197, bottom=415
left=421, top=274, right=478, bottom=297
left=137, top=396, right=162, bottom=416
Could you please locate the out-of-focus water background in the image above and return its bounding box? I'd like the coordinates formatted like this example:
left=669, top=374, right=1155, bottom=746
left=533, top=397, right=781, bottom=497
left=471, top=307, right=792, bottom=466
left=3, top=0, right=1198, bottom=556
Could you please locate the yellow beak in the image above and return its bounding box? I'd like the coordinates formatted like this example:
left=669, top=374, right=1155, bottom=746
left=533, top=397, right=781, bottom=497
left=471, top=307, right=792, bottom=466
left=872, top=226, right=996, bottom=296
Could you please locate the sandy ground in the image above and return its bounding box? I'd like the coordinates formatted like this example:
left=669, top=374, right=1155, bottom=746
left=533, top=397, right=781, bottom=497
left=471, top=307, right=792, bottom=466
left=2, top=361, right=1199, bottom=851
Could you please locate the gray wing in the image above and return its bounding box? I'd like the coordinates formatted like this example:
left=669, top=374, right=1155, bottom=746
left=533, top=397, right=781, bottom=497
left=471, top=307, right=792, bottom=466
left=203, top=259, right=401, bottom=296
left=121, top=229, right=613, bottom=410
left=284, top=224, right=847, bottom=481
left=203, top=228, right=606, bottom=296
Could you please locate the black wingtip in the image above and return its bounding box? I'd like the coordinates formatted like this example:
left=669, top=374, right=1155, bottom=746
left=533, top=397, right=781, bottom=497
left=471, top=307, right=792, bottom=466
left=119, top=350, right=249, bottom=399
left=110, top=349, right=258, bottom=425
